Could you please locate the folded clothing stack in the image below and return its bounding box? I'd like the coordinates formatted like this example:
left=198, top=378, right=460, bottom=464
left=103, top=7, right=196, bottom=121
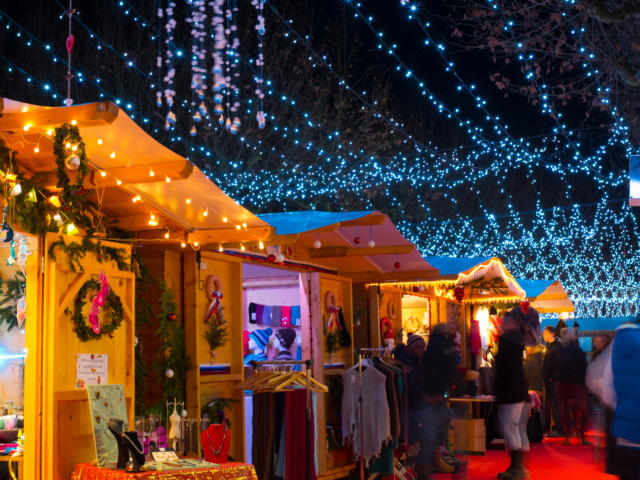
left=249, top=303, right=301, bottom=327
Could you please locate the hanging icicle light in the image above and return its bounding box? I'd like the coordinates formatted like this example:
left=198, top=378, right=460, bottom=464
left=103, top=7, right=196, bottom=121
left=162, top=2, right=177, bottom=130
left=252, top=0, right=266, bottom=129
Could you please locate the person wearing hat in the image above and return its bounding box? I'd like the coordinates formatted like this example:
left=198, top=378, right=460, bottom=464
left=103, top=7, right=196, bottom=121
left=244, top=327, right=273, bottom=365
left=273, top=328, right=297, bottom=361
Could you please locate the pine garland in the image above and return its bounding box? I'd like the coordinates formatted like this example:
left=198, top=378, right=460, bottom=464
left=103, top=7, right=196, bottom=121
left=53, top=123, right=94, bottom=230
left=0, top=271, right=26, bottom=330
left=204, top=305, right=229, bottom=352
left=155, top=282, right=193, bottom=404
left=48, top=236, right=130, bottom=272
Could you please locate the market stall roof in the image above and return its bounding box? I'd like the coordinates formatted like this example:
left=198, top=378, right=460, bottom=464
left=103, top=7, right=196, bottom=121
left=0, top=98, right=271, bottom=243
left=456, top=257, right=526, bottom=303
left=258, top=210, right=439, bottom=282
left=424, top=256, right=493, bottom=278
left=517, top=278, right=575, bottom=313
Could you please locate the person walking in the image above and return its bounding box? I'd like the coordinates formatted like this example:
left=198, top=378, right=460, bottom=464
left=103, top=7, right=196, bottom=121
left=555, top=327, right=589, bottom=445
left=542, top=326, right=564, bottom=437
left=495, top=312, right=530, bottom=480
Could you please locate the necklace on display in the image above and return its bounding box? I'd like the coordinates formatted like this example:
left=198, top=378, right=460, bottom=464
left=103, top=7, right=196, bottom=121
left=123, top=433, right=145, bottom=455
left=206, top=425, right=227, bottom=456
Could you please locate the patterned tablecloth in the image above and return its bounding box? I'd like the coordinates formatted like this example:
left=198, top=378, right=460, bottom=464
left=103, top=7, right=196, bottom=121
left=71, top=462, right=258, bottom=480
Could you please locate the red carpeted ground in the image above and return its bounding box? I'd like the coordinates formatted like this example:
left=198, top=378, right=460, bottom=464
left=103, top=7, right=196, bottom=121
left=434, top=436, right=616, bottom=480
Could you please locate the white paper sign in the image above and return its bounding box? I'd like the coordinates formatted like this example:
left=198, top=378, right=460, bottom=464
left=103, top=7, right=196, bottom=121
left=76, top=354, right=108, bottom=388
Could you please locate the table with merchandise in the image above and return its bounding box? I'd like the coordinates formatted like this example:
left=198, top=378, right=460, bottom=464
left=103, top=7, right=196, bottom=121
left=70, top=460, right=258, bottom=480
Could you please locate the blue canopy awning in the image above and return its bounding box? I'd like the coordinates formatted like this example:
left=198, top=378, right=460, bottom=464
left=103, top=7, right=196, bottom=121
left=258, top=210, right=375, bottom=236
left=516, top=279, right=556, bottom=299
left=423, top=256, right=493, bottom=276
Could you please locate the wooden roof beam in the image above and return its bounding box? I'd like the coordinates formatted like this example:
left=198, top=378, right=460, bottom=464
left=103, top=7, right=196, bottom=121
left=309, top=244, right=413, bottom=258
left=40, top=160, right=195, bottom=190
left=344, top=269, right=440, bottom=284
left=0, top=101, right=119, bottom=131
left=339, top=214, right=386, bottom=227
left=188, top=226, right=274, bottom=244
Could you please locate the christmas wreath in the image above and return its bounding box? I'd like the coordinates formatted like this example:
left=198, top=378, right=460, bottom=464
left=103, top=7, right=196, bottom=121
left=68, top=278, right=124, bottom=342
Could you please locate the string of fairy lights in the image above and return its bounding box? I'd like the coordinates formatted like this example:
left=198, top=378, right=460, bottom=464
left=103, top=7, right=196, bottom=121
left=1, top=2, right=639, bottom=317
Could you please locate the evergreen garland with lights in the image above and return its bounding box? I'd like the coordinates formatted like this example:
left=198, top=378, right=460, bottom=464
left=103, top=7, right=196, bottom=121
left=155, top=281, right=193, bottom=404
left=52, top=123, right=94, bottom=231
left=48, top=236, right=129, bottom=272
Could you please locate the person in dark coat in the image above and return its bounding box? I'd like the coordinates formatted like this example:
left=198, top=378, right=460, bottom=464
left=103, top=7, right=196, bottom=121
left=495, top=312, right=530, bottom=480
left=542, top=326, right=563, bottom=436
left=555, top=327, right=589, bottom=445
left=401, top=324, right=456, bottom=480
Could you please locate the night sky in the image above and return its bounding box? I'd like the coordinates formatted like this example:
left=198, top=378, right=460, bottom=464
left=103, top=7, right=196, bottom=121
left=0, top=0, right=638, bottom=317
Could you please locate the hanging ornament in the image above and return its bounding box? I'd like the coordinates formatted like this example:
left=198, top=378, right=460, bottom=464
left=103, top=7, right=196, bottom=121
left=368, top=225, right=375, bottom=248
left=1, top=207, right=14, bottom=244
left=64, top=4, right=75, bottom=107
left=181, top=409, right=188, bottom=418
left=190, top=125, right=197, bottom=137
left=65, top=153, right=81, bottom=170
left=198, top=101, right=208, bottom=116
left=16, top=234, right=31, bottom=267
left=165, top=368, right=175, bottom=378
left=9, top=183, right=21, bottom=197
left=26, top=188, right=37, bottom=203
left=168, top=313, right=177, bottom=321
left=453, top=286, right=465, bottom=303
left=156, top=91, right=163, bottom=108
left=353, top=236, right=361, bottom=245
left=394, top=261, right=401, bottom=269
left=412, top=286, right=419, bottom=293
left=65, top=34, right=75, bottom=55
left=368, top=239, right=376, bottom=248
left=267, top=253, right=276, bottom=262
left=313, top=239, right=322, bottom=249
left=193, top=111, right=202, bottom=123
left=230, top=117, right=241, bottom=134
left=16, top=296, right=26, bottom=329
left=256, top=111, right=266, bottom=129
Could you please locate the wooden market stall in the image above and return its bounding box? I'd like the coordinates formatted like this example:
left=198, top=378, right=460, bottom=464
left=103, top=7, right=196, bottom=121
left=250, top=210, right=440, bottom=478
left=0, top=97, right=268, bottom=480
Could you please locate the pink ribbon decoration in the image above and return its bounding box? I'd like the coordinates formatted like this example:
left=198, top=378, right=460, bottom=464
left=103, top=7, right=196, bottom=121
left=66, top=34, right=75, bottom=54
left=205, top=291, right=223, bottom=324
left=89, top=271, right=109, bottom=334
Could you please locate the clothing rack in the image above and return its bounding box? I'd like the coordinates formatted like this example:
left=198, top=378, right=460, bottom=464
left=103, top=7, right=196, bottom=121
left=250, top=359, right=319, bottom=480
left=357, top=348, right=396, bottom=480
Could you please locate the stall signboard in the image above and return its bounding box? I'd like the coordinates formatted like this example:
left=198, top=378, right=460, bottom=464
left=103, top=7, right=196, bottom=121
left=76, top=353, right=108, bottom=387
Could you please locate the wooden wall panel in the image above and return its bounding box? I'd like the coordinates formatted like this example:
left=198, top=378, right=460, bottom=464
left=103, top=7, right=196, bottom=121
left=41, top=233, right=134, bottom=480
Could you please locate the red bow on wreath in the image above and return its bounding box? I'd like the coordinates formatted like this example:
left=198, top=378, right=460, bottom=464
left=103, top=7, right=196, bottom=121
left=327, top=305, right=338, bottom=331
left=520, top=301, right=530, bottom=315
left=453, top=286, right=465, bottom=303
left=205, top=290, right=223, bottom=324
